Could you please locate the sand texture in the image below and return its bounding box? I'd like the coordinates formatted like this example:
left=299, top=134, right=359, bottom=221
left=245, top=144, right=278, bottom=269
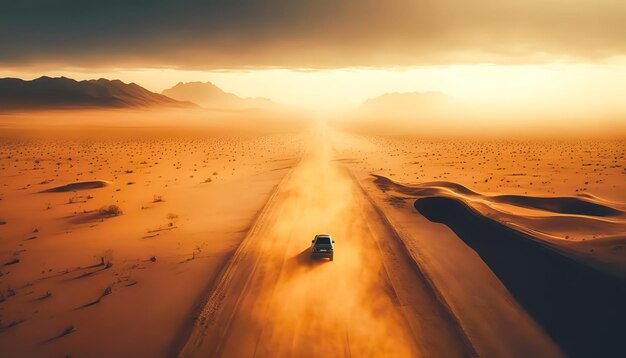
left=0, top=112, right=623, bottom=357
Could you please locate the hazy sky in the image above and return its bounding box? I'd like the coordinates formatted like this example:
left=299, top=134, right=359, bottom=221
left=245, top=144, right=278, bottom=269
left=2, top=0, right=626, bottom=111
left=3, top=0, right=626, bottom=68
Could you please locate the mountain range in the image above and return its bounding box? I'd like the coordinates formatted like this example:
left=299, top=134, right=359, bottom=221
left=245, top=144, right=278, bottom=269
left=0, top=76, right=194, bottom=110
left=1, top=76, right=447, bottom=114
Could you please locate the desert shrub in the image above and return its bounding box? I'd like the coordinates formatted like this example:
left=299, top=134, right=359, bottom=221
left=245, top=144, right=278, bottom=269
left=99, top=205, right=122, bottom=217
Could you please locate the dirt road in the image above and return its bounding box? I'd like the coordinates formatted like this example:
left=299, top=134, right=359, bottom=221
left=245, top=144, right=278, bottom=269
left=176, top=128, right=471, bottom=357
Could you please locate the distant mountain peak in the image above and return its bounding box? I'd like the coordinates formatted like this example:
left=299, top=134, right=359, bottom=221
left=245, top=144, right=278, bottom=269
left=162, top=81, right=279, bottom=110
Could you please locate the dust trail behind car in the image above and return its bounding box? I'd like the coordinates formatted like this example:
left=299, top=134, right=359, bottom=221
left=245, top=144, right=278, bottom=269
left=177, top=127, right=469, bottom=357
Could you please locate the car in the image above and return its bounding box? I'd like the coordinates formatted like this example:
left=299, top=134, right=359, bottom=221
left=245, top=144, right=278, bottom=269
left=311, top=234, right=334, bottom=261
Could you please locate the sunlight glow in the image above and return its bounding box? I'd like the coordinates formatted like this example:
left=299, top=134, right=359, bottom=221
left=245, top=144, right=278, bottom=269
left=7, top=61, right=626, bottom=114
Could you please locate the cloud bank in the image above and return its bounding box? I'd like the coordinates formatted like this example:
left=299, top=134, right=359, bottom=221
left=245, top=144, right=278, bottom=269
left=2, top=0, right=625, bottom=69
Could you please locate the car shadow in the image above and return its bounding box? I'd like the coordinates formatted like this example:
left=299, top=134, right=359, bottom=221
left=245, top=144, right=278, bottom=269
left=287, top=247, right=331, bottom=271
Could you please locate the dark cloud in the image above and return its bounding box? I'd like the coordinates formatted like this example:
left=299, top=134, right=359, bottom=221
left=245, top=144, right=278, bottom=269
left=1, top=0, right=625, bottom=69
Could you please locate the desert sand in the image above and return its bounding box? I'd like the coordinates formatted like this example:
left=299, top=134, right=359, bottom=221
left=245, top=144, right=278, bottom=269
left=0, top=111, right=624, bottom=357
left=0, top=109, right=306, bottom=356
left=331, top=130, right=626, bottom=357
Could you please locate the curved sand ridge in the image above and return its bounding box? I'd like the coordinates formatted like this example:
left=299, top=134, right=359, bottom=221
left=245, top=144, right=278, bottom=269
left=374, top=175, right=626, bottom=245
left=375, top=176, right=623, bottom=217
left=373, top=174, right=626, bottom=357
left=40, top=180, right=110, bottom=193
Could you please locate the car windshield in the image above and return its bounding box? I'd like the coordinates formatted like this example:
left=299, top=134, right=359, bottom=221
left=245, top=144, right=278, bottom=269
left=316, top=237, right=331, bottom=245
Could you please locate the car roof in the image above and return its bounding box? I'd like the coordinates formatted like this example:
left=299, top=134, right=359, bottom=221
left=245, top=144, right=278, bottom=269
left=315, top=234, right=331, bottom=238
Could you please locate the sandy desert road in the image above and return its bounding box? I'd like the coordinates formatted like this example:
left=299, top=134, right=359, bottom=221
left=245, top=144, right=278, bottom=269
left=176, top=128, right=471, bottom=357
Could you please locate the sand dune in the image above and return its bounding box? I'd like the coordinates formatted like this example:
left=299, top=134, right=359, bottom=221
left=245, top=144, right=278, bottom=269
left=375, top=176, right=623, bottom=218
left=373, top=176, right=626, bottom=271
left=371, top=175, right=626, bottom=357
left=491, top=195, right=621, bottom=216
left=415, top=196, right=626, bottom=357
left=41, top=180, right=110, bottom=193
left=399, top=181, right=622, bottom=217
